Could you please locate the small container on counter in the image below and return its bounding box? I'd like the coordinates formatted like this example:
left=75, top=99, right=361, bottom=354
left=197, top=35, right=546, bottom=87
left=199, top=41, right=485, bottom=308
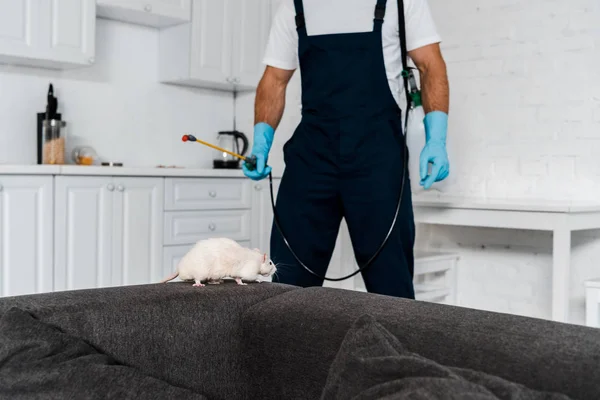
left=71, top=146, right=97, bottom=165
left=41, top=119, right=67, bottom=165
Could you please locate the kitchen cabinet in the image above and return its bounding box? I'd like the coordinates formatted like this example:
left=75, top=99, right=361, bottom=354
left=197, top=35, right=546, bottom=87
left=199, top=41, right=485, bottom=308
left=0, top=0, right=96, bottom=69
left=112, top=177, right=164, bottom=286
left=158, top=0, right=272, bottom=91
left=54, top=176, right=163, bottom=291
left=162, top=176, right=254, bottom=275
left=231, top=0, right=272, bottom=89
left=96, top=0, right=191, bottom=28
left=0, top=176, right=54, bottom=297
left=250, top=179, right=279, bottom=254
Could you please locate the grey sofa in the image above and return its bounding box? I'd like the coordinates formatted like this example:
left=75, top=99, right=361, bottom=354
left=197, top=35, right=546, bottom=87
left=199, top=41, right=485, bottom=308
left=0, top=282, right=599, bottom=399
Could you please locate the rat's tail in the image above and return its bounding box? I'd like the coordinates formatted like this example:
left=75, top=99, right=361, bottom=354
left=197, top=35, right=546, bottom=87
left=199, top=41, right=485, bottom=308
left=160, top=271, right=179, bottom=283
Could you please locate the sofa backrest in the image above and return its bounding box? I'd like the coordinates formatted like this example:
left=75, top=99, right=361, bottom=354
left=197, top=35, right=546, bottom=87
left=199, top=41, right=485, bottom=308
left=0, top=282, right=299, bottom=400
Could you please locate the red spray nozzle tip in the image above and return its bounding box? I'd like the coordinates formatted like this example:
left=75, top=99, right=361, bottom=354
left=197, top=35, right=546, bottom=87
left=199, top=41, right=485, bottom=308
left=182, top=135, right=189, bottom=142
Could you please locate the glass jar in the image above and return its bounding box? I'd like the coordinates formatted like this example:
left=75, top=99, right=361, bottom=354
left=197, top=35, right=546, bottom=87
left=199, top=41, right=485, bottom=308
left=41, top=119, right=67, bottom=165
left=72, top=146, right=97, bottom=166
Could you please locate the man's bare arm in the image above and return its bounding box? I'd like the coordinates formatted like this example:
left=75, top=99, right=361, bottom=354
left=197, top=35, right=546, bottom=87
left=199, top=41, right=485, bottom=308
left=255, top=65, right=296, bottom=129
left=408, top=43, right=449, bottom=114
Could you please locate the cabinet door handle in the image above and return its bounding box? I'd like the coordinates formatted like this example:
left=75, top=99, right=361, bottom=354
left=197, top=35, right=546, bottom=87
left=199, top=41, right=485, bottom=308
left=144, top=4, right=152, bottom=12
left=117, top=185, right=124, bottom=192
left=209, top=191, right=216, bottom=198
left=0, top=184, right=3, bottom=192
left=254, top=184, right=262, bottom=191
left=233, top=77, right=240, bottom=84
left=208, top=223, right=216, bottom=231
left=107, top=184, right=115, bottom=191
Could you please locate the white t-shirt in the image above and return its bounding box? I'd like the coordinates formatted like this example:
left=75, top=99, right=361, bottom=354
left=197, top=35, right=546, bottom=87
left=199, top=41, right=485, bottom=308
left=263, top=0, right=441, bottom=106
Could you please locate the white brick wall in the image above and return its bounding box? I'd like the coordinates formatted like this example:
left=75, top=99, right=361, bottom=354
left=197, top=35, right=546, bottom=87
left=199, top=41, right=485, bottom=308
left=425, top=0, right=600, bottom=324
left=236, top=0, right=600, bottom=324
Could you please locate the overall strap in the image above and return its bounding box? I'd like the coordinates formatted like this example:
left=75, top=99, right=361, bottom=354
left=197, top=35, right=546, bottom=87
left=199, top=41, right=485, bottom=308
left=397, top=0, right=412, bottom=128
left=293, top=0, right=307, bottom=36
left=373, top=0, right=388, bottom=32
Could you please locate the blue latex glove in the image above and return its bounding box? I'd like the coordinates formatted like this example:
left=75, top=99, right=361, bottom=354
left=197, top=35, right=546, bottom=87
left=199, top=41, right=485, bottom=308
left=419, top=111, right=450, bottom=189
left=242, top=122, right=274, bottom=181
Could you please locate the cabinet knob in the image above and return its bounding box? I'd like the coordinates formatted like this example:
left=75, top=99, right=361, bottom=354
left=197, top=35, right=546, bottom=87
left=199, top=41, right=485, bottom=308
left=226, top=77, right=232, bottom=83
left=209, top=191, right=216, bottom=198
left=88, top=57, right=94, bottom=64
left=144, top=4, right=152, bottom=12
left=208, top=223, right=216, bottom=231
left=254, top=184, right=262, bottom=191
left=107, top=184, right=115, bottom=191
left=233, top=77, right=240, bottom=84
left=117, top=185, right=124, bottom=192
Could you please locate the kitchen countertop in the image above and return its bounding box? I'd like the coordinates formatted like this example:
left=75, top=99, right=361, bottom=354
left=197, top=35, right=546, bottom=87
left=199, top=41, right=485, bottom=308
left=0, top=164, right=283, bottom=178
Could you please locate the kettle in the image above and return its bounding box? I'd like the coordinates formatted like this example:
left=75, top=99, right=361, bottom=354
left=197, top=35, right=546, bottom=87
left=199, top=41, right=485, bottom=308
left=213, top=130, right=249, bottom=169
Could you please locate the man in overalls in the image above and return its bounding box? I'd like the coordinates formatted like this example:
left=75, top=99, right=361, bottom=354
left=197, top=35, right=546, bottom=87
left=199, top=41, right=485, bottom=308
left=243, top=0, right=449, bottom=299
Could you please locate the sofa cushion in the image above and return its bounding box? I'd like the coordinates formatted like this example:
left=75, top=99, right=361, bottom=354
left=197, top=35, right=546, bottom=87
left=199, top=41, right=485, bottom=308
left=0, top=307, right=208, bottom=400
left=320, top=314, right=571, bottom=400
left=242, top=287, right=600, bottom=400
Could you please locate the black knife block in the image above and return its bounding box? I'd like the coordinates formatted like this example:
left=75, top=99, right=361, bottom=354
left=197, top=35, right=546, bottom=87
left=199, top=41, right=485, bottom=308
left=37, top=113, right=61, bottom=164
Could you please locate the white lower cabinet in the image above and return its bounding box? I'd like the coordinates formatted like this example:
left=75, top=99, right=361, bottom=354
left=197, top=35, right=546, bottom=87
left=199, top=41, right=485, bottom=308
left=112, top=177, right=164, bottom=286
left=1, top=172, right=458, bottom=302
left=54, top=176, right=163, bottom=291
left=250, top=179, right=279, bottom=254
left=0, top=176, right=54, bottom=297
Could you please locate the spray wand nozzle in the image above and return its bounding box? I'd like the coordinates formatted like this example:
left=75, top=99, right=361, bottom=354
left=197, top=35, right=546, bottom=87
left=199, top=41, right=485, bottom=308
left=181, top=134, right=261, bottom=171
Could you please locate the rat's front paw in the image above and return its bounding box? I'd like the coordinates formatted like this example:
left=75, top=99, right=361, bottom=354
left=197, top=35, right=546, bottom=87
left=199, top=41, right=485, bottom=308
left=235, top=278, right=248, bottom=286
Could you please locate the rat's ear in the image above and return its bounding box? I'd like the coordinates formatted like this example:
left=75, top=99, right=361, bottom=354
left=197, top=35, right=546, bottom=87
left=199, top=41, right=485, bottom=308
left=263, top=253, right=267, bottom=262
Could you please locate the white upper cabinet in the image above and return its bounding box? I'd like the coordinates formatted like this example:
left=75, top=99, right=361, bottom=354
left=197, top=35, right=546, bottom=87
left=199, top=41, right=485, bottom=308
left=0, top=0, right=95, bottom=69
left=159, top=0, right=272, bottom=92
left=188, top=0, right=233, bottom=88
left=96, top=0, right=191, bottom=28
left=231, top=0, right=272, bottom=89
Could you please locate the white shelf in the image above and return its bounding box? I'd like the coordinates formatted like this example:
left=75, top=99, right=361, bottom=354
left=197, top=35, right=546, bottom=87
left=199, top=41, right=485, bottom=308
left=415, top=284, right=451, bottom=302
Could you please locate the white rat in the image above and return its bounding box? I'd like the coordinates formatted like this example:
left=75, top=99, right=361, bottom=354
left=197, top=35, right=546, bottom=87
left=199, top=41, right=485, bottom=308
left=160, top=237, right=277, bottom=287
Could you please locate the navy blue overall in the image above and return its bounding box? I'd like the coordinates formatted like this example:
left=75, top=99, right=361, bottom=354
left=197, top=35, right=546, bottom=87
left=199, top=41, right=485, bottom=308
left=270, top=0, right=416, bottom=298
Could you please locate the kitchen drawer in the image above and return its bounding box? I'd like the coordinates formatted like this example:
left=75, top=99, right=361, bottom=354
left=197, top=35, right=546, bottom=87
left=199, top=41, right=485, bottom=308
left=165, top=178, right=251, bottom=211
left=164, top=210, right=251, bottom=245
left=162, top=241, right=251, bottom=277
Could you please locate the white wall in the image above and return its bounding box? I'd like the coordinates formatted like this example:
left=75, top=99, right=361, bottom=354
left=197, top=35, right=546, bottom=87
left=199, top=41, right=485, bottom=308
left=237, top=0, right=600, bottom=324
left=424, top=0, right=600, bottom=325
left=0, top=18, right=234, bottom=168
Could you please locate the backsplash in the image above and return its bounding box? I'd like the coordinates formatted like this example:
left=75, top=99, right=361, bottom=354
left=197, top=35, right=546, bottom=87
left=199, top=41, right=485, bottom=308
left=0, top=19, right=235, bottom=168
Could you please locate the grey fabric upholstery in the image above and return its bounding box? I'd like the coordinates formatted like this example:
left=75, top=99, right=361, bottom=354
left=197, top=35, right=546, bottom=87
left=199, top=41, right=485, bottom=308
left=0, top=307, right=208, bottom=400
left=242, top=287, right=600, bottom=400
left=320, top=314, right=571, bottom=400
left=0, top=282, right=299, bottom=400
left=1, top=282, right=599, bottom=400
